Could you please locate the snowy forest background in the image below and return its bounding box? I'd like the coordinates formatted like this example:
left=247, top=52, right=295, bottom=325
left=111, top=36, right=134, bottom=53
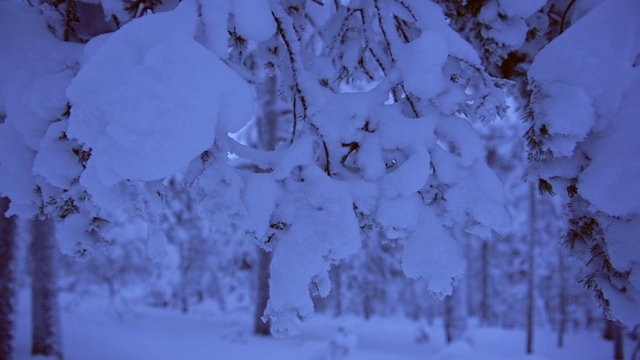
left=0, top=0, right=639, bottom=359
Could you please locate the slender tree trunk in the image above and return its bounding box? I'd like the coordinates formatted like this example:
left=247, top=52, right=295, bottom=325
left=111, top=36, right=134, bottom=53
left=254, top=249, right=271, bottom=335
left=253, top=74, right=284, bottom=336
left=604, top=319, right=616, bottom=340
left=526, top=183, right=537, bottom=354
left=557, top=245, right=566, bottom=348
left=0, top=197, right=17, bottom=360
left=480, top=239, right=490, bottom=326
left=30, top=218, right=63, bottom=359
left=333, top=262, right=343, bottom=317
left=613, top=321, right=624, bottom=360
left=363, top=292, right=373, bottom=320
left=444, top=283, right=467, bottom=344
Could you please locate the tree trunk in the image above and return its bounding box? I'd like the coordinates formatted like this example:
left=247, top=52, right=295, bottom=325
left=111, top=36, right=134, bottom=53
left=0, top=197, right=17, bottom=360
left=557, top=245, right=566, bottom=348
left=253, top=248, right=271, bottom=335
left=363, top=292, right=373, bottom=320
left=252, top=74, right=285, bottom=336
left=480, top=239, right=491, bottom=326
left=526, top=183, right=537, bottom=354
left=333, top=262, right=343, bottom=317
left=444, top=283, right=467, bottom=344
left=612, top=321, right=624, bottom=360
left=30, top=218, right=63, bottom=359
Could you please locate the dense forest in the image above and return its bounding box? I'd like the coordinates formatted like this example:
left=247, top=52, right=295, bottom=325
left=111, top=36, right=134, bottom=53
left=0, top=0, right=638, bottom=359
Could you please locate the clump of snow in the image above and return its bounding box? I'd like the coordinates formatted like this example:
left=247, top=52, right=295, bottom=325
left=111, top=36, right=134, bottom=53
left=33, top=120, right=83, bottom=190
left=265, top=166, right=361, bottom=336
left=0, top=124, right=38, bottom=217
left=396, top=30, right=448, bottom=100
left=232, top=0, right=275, bottom=42
left=578, top=71, right=640, bottom=217
left=403, top=206, right=465, bottom=297
left=56, top=212, right=96, bottom=257
left=241, top=172, right=279, bottom=240
left=479, top=1, right=529, bottom=49
left=196, top=0, right=232, bottom=58
left=67, top=0, right=253, bottom=190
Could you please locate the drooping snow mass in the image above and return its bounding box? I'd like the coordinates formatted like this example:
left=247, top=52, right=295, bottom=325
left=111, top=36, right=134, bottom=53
left=578, top=74, right=640, bottom=218
left=66, top=0, right=253, bottom=192
left=527, top=0, right=640, bottom=326
left=0, top=2, right=81, bottom=217
left=232, top=0, right=276, bottom=42
left=265, top=166, right=361, bottom=336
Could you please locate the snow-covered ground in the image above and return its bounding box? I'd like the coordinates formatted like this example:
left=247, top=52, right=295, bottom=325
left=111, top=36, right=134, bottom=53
left=12, top=291, right=625, bottom=360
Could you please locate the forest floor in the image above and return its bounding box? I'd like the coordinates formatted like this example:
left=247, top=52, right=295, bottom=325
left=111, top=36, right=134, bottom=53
left=12, top=291, right=633, bottom=360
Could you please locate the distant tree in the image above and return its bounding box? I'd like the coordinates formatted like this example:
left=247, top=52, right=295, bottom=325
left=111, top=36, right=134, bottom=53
left=0, top=197, right=17, bottom=360
left=444, top=282, right=467, bottom=343
left=30, top=218, right=63, bottom=359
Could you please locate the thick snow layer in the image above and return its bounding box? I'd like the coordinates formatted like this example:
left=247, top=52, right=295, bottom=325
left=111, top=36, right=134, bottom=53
left=232, top=0, right=275, bottom=42
left=241, top=172, right=279, bottom=239
left=578, top=70, right=640, bottom=217
left=529, top=0, right=640, bottom=117
left=482, top=16, right=528, bottom=48
left=0, top=2, right=81, bottom=216
left=403, top=206, right=464, bottom=297
left=56, top=211, right=96, bottom=255
left=479, top=2, right=529, bottom=49
left=0, top=124, right=38, bottom=217
left=536, top=83, right=595, bottom=157
left=529, top=0, right=640, bottom=218
left=0, top=2, right=80, bottom=118
left=397, top=31, right=448, bottom=100
left=32, top=120, right=84, bottom=189
left=196, top=0, right=232, bottom=58
left=67, top=0, right=253, bottom=188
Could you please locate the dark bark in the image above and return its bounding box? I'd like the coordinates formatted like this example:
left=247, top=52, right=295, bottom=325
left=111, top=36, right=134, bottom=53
left=444, top=284, right=467, bottom=344
left=614, top=326, right=624, bottom=360
left=526, top=184, right=537, bottom=354
left=30, top=218, right=63, bottom=359
left=604, top=319, right=616, bottom=340
left=363, top=293, right=373, bottom=320
left=253, top=248, right=271, bottom=336
left=0, top=197, right=17, bottom=360
left=333, top=262, right=343, bottom=317
left=557, top=246, right=566, bottom=348
left=480, top=239, right=491, bottom=326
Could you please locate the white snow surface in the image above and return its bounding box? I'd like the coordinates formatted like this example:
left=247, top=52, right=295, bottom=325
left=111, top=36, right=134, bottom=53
left=10, top=291, right=626, bottom=360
